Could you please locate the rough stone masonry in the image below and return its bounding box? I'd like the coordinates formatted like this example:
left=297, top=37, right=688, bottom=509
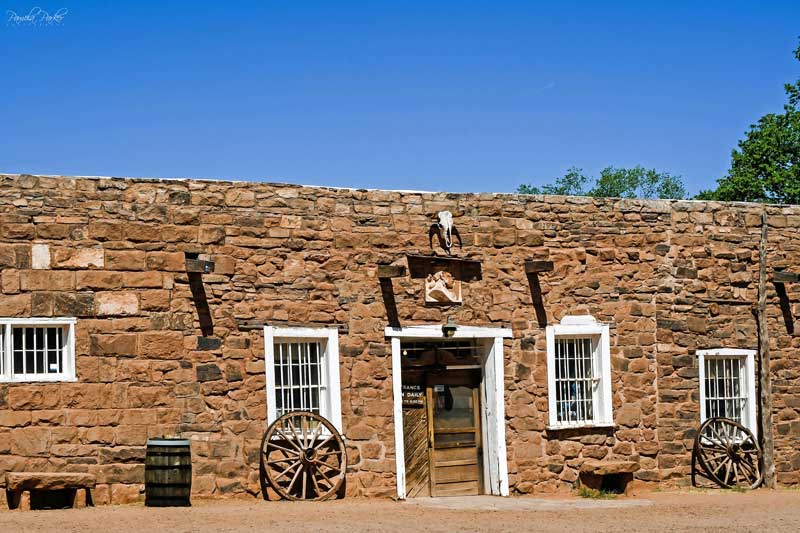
left=0, top=173, right=798, bottom=506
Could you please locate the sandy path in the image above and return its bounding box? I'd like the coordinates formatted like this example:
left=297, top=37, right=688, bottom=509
left=1, top=490, right=799, bottom=532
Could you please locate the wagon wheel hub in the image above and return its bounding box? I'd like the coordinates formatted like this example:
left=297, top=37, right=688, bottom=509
left=302, top=447, right=318, bottom=464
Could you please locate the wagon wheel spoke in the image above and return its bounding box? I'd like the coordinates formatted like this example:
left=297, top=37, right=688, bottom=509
left=274, top=460, right=302, bottom=481
left=286, top=418, right=303, bottom=446
left=308, top=420, right=324, bottom=445
left=288, top=463, right=304, bottom=492
left=267, top=440, right=301, bottom=457
left=315, top=463, right=335, bottom=486
left=738, top=458, right=756, bottom=480
left=274, top=427, right=304, bottom=453
left=310, top=467, right=324, bottom=495
left=267, top=457, right=296, bottom=466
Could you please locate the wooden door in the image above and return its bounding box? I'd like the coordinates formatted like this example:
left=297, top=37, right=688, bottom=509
left=427, top=370, right=482, bottom=496
left=402, top=371, right=430, bottom=497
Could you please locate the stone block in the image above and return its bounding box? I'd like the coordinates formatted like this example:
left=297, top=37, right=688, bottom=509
left=95, top=292, right=139, bottom=316
left=225, top=189, right=256, bottom=207
left=140, top=290, right=171, bottom=311
left=197, top=364, right=222, bottom=382
left=53, top=292, right=95, bottom=316
left=90, top=334, right=137, bottom=356
left=52, top=248, right=104, bottom=269
left=145, top=251, right=185, bottom=272
left=0, top=293, right=31, bottom=316
left=5, top=472, right=96, bottom=490
left=10, top=427, right=51, bottom=456
left=105, top=250, right=146, bottom=270
left=1, top=269, right=20, bottom=293
left=31, top=244, right=50, bottom=269
left=76, top=270, right=123, bottom=289
left=139, top=331, right=184, bottom=359
left=122, top=271, right=163, bottom=288
left=580, top=460, right=640, bottom=475
left=20, top=270, right=74, bottom=291
left=197, top=336, right=222, bottom=351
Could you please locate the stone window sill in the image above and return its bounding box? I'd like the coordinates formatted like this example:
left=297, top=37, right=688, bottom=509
left=545, top=423, right=617, bottom=431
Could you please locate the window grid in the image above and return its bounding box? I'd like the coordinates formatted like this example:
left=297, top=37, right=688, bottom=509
left=554, top=337, right=595, bottom=424
left=12, top=326, right=65, bottom=378
left=273, top=341, right=326, bottom=418
left=0, top=320, right=75, bottom=382
left=704, top=356, right=747, bottom=425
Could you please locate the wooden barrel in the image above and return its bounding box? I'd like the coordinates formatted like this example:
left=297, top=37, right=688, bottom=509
left=145, top=438, right=192, bottom=507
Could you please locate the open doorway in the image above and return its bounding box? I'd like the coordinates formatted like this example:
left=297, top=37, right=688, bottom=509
left=402, top=340, right=483, bottom=496
left=386, top=325, right=511, bottom=499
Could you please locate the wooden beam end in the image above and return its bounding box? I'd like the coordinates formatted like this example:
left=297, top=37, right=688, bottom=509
left=525, top=260, right=554, bottom=274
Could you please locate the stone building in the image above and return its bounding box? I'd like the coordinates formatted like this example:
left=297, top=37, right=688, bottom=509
left=0, top=173, right=798, bottom=505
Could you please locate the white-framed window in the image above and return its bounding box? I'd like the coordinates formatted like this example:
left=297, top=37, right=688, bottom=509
left=263, top=327, right=343, bottom=433
left=546, top=315, right=613, bottom=429
left=0, top=318, right=77, bottom=382
left=697, top=349, right=757, bottom=435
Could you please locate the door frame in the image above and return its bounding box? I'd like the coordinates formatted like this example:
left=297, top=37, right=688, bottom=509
left=385, top=325, right=512, bottom=499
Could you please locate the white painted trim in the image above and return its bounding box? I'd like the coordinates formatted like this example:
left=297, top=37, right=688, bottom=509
left=263, top=326, right=276, bottom=426
left=387, top=325, right=510, bottom=499
left=0, top=318, right=77, bottom=383
left=324, top=328, right=343, bottom=434
left=490, top=336, right=509, bottom=496
left=391, top=337, right=406, bottom=500
left=545, top=315, right=612, bottom=428
left=696, top=348, right=757, bottom=358
left=262, top=326, right=343, bottom=433
left=0, top=317, right=77, bottom=325
left=385, top=325, right=512, bottom=339
left=696, top=348, right=757, bottom=436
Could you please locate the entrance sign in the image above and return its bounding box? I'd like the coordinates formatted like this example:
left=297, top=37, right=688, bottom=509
left=402, top=384, right=425, bottom=408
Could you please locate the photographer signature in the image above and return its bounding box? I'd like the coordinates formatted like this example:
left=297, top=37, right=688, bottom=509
left=7, top=7, right=68, bottom=26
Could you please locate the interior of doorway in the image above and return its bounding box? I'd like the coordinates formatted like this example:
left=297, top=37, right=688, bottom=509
left=387, top=325, right=511, bottom=500
left=402, top=340, right=484, bottom=497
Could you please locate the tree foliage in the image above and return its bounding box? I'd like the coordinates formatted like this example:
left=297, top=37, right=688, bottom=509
left=518, top=165, right=686, bottom=199
left=698, top=40, right=800, bottom=204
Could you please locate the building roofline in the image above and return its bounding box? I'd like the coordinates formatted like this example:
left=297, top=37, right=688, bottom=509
left=1, top=171, right=797, bottom=210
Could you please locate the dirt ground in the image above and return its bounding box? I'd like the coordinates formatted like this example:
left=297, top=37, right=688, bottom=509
left=1, top=490, right=800, bottom=532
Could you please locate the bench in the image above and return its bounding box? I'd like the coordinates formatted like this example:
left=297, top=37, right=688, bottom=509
left=5, top=473, right=97, bottom=510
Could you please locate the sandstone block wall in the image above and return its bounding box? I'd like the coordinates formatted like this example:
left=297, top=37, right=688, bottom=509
left=0, top=173, right=798, bottom=505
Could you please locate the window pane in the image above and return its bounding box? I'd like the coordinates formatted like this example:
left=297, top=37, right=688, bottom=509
left=704, top=356, right=748, bottom=426
left=13, top=328, right=24, bottom=374
left=273, top=341, right=326, bottom=420
left=554, top=337, right=595, bottom=424
left=10, top=326, right=67, bottom=377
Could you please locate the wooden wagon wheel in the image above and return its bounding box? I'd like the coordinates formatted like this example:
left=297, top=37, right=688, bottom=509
left=693, top=417, right=763, bottom=490
left=260, top=411, right=347, bottom=501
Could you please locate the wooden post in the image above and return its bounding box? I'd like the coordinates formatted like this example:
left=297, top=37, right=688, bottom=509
left=757, top=208, right=776, bottom=488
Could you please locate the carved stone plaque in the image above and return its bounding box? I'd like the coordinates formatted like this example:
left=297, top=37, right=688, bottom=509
left=425, top=270, right=462, bottom=304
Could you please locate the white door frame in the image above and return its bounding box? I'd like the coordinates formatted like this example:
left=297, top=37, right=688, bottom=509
left=385, top=325, right=512, bottom=499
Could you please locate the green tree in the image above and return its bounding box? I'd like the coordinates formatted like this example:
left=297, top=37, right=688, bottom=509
left=518, top=165, right=686, bottom=199
left=698, top=39, right=800, bottom=204
left=517, top=167, right=588, bottom=196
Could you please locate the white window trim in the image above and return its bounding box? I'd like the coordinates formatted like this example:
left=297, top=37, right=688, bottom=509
left=546, top=315, right=613, bottom=430
left=263, top=326, right=343, bottom=433
left=0, top=317, right=77, bottom=383
left=697, top=348, right=757, bottom=436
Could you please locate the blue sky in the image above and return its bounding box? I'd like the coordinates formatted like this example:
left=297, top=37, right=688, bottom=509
left=1, top=1, right=798, bottom=195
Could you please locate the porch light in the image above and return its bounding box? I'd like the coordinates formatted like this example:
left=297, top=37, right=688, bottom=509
left=442, top=317, right=458, bottom=338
